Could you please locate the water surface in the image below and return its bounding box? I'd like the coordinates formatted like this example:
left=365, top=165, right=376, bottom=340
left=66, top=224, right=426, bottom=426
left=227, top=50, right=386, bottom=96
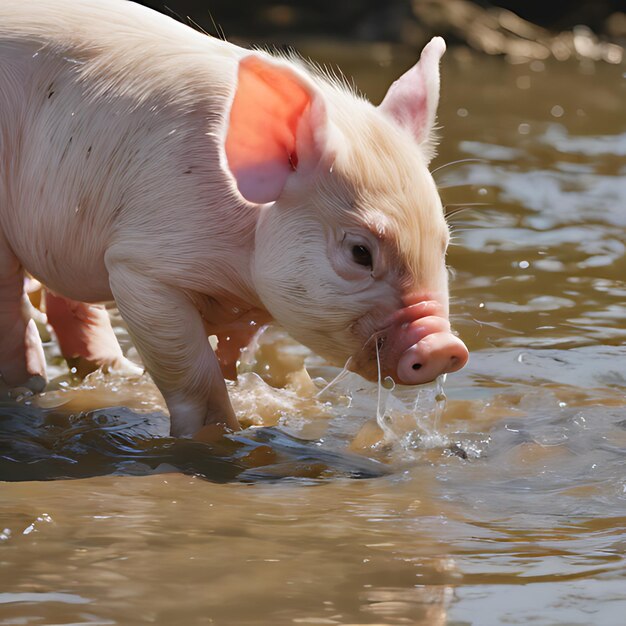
left=1, top=48, right=625, bottom=625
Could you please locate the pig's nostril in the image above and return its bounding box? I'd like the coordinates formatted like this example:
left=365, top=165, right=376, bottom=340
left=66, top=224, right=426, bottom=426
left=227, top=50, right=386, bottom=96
left=397, top=332, right=469, bottom=385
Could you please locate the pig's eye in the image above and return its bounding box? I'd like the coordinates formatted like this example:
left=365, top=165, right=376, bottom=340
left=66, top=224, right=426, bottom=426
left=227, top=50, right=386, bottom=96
left=351, top=245, right=373, bottom=269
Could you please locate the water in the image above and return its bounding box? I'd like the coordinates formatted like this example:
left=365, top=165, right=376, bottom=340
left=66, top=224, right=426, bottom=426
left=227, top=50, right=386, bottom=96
left=1, top=49, right=625, bottom=625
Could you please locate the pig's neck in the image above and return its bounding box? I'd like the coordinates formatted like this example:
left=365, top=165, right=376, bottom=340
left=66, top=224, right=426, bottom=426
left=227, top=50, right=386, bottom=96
left=193, top=290, right=271, bottom=335
left=188, top=203, right=270, bottom=329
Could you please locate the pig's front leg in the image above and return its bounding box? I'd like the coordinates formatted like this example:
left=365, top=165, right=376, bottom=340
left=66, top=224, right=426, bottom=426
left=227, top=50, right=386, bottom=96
left=212, top=317, right=268, bottom=381
left=107, top=264, right=239, bottom=437
left=214, top=329, right=255, bottom=380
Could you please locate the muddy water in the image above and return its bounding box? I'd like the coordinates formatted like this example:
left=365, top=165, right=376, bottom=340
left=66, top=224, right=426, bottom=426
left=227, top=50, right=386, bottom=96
left=2, top=48, right=625, bottom=625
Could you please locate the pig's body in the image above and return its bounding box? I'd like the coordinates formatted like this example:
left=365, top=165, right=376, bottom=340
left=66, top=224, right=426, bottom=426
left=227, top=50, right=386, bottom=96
left=0, top=0, right=468, bottom=437
left=0, top=1, right=251, bottom=302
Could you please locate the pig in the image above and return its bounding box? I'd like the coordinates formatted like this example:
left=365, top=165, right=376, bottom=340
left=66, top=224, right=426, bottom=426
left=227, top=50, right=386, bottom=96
left=0, top=0, right=468, bottom=437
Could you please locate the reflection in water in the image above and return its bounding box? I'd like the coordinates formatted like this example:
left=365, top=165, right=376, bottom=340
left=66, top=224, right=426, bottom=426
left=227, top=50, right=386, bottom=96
left=1, top=51, right=625, bottom=625
left=0, top=401, right=391, bottom=483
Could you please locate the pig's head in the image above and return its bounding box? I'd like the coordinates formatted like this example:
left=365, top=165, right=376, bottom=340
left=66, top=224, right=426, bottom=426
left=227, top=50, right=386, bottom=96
left=225, top=37, right=468, bottom=386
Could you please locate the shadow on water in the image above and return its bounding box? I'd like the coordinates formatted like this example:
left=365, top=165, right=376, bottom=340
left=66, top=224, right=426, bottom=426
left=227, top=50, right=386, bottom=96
left=0, top=402, right=389, bottom=483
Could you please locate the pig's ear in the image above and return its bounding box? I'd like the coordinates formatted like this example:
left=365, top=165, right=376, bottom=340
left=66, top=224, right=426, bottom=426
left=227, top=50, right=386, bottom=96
left=378, top=37, right=445, bottom=161
left=225, top=55, right=331, bottom=204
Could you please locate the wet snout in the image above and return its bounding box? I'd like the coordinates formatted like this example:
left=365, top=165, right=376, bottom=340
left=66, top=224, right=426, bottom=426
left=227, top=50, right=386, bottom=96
left=396, top=328, right=468, bottom=384
left=385, top=300, right=468, bottom=386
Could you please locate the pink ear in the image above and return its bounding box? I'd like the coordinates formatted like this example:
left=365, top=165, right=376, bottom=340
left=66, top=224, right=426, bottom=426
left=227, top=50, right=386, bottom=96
left=225, top=55, right=327, bottom=204
left=379, top=37, right=445, bottom=150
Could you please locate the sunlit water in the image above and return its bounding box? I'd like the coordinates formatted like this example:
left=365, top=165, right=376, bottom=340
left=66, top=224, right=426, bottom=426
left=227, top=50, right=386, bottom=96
left=1, top=48, right=625, bottom=625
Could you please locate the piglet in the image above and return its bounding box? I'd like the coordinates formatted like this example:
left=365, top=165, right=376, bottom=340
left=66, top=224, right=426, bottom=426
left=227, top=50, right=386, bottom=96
left=0, top=0, right=468, bottom=437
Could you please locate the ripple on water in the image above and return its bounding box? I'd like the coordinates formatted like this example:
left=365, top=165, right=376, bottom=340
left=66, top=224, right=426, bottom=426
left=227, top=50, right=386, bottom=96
left=1, top=53, right=625, bottom=626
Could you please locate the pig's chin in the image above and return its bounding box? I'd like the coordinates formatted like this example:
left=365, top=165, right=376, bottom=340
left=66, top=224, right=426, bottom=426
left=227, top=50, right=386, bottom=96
left=305, top=332, right=389, bottom=384
left=297, top=333, right=360, bottom=373
left=274, top=322, right=361, bottom=374
left=346, top=346, right=393, bottom=384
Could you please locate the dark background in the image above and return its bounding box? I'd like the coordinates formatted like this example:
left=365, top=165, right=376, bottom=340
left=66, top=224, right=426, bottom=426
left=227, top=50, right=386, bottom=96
left=137, top=0, right=625, bottom=51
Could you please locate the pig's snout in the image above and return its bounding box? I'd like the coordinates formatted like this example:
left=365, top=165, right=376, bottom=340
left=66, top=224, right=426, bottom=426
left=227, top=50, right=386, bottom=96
left=384, top=302, right=468, bottom=386
left=396, top=331, right=468, bottom=385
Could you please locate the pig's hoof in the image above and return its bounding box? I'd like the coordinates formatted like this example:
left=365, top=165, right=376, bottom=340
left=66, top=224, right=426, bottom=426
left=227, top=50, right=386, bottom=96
left=25, top=374, right=47, bottom=393
left=106, top=357, right=144, bottom=378
left=66, top=356, right=143, bottom=379
left=0, top=374, right=47, bottom=399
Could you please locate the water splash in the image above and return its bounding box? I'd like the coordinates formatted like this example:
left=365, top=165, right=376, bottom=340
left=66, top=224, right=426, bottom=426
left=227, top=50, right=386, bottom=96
left=375, top=372, right=449, bottom=454
left=315, top=357, right=353, bottom=399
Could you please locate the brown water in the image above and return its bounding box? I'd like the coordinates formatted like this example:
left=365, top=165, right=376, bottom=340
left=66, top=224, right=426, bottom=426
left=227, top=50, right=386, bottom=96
left=1, top=47, right=625, bottom=625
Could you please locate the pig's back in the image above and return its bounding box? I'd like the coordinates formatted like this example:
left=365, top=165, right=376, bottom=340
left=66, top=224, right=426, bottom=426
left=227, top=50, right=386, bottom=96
left=0, top=0, right=246, bottom=302
left=0, top=0, right=236, bottom=59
